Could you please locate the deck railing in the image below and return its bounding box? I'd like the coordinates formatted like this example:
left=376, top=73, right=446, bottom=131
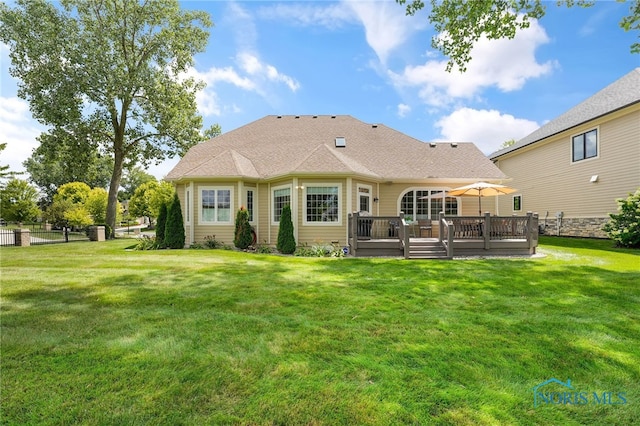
left=348, top=212, right=538, bottom=257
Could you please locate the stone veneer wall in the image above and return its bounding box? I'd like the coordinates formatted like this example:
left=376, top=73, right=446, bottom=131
left=538, top=217, right=610, bottom=239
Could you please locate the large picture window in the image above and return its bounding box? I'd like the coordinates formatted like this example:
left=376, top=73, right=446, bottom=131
left=201, top=188, right=232, bottom=223
left=572, top=129, right=598, bottom=162
left=306, top=185, right=340, bottom=223
left=272, top=186, right=291, bottom=223
left=400, top=189, right=458, bottom=219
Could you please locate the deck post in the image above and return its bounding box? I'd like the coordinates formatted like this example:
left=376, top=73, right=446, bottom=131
left=350, top=213, right=357, bottom=255
left=400, top=212, right=410, bottom=259
left=528, top=212, right=538, bottom=253
left=484, top=212, right=491, bottom=250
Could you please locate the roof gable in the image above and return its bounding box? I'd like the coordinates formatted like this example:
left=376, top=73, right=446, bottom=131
left=168, top=115, right=507, bottom=181
left=490, top=68, right=640, bottom=159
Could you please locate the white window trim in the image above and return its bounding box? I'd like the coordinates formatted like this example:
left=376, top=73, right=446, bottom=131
left=303, top=183, right=342, bottom=226
left=198, top=186, right=234, bottom=226
left=271, top=184, right=292, bottom=225
left=570, top=127, right=599, bottom=164
left=357, top=184, right=373, bottom=215
left=185, top=187, right=191, bottom=225
left=398, top=187, right=458, bottom=219
left=245, top=188, right=256, bottom=225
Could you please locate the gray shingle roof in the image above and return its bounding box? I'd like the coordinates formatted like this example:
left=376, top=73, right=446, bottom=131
left=490, top=68, right=640, bottom=159
left=167, top=115, right=507, bottom=181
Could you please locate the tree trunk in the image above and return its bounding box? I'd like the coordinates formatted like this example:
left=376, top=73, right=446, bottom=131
left=106, top=147, right=124, bottom=239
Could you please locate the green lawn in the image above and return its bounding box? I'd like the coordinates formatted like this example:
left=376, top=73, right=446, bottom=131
left=1, top=237, right=638, bottom=425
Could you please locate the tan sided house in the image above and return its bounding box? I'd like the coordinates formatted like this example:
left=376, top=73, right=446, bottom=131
left=167, top=115, right=511, bottom=251
left=490, top=68, right=640, bottom=238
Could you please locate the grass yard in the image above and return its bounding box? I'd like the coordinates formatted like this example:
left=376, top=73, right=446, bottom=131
left=1, top=237, right=639, bottom=425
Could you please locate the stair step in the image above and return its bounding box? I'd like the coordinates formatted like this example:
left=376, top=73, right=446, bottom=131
left=408, top=241, right=449, bottom=259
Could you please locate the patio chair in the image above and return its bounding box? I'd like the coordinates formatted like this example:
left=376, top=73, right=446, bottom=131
left=417, top=220, right=432, bottom=237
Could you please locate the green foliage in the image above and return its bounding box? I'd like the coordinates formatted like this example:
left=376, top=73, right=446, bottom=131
left=84, top=188, right=108, bottom=224
left=118, top=167, right=156, bottom=202
left=295, top=243, right=346, bottom=257
left=603, top=188, right=640, bottom=248
left=0, top=0, right=212, bottom=234
left=46, top=182, right=118, bottom=228
left=156, top=202, right=168, bottom=247
left=192, top=235, right=224, bottom=249
left=276, top=204, right=296, bottom=254
left=132, top=235, right=161, bottom=251
left=63, top=205, right=93, bottom=229
left=202, top=123, right=222, bottom=140
left=23, top=127, right=112, bottom=202
left=128, top=180, right=174, bottom=225
left=55, top=182, right=91, bottom=205
left=164, top=192, right=185, bottom=249
left=0, top=142, right=22, bottom=182
left=234, top=207, right=253, bottom=249
left=396, top=0, right=638, bottom=72
left=0, top=178, right=40, bottom=223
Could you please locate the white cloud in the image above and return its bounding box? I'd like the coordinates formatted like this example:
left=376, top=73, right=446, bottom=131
left=257, top=2, right=354, bottom=29
left=390, top=19, right=556, bottom=108
left=184, top=3, right=300, bottom=117
left=435, top=108, right=539, bottom=154
left=237, top=52, right=300, bottom=92
left=0, top=97, right=44, bottom=176
left=346, top=1, right=426, bottom=65
left=397, top=103, right=411, bottom=117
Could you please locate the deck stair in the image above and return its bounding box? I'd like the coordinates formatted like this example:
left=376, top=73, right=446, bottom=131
left=408, top=239, right=449, bottom=259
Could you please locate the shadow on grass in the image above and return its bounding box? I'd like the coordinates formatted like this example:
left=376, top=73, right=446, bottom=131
left=2, top=254, right=639, bottom=425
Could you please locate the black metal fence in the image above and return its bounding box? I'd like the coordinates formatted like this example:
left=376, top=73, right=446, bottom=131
left=0, top=226, right=90, bottom=247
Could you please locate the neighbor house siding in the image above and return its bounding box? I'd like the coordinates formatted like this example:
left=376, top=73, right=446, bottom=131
left=494, top=105, right=640, bottom=237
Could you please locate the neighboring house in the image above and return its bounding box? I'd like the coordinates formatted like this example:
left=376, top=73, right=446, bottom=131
left=167, top=115, right=508, bottom=247
left=490, top=68, right=640, bottom=238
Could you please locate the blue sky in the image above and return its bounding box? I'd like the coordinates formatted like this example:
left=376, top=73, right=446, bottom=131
left=1, top=0, right=638, bottom=180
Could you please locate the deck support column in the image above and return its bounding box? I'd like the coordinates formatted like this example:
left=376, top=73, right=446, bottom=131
left=484, top=212, right=491, bottom=250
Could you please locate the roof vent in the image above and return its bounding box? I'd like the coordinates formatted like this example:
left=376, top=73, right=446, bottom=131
left=429, top=142, right=437, bottom=148
left=313, top=115, right=318, bottom=118
left=331, top=115, right=336, bottom=119
left=451, top=142, right=458, bottom=148
left=372, top=124, right=378, bottom=128
left=335, top=137, right=346, bottom=148
left=277, top=115, right=282, bottom=119
left=295, top=115, right=300, bottom=119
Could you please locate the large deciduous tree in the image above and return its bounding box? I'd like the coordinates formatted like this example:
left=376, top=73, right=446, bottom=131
left=397, top=0, right=639, bottom=72
left=0, top=0, right=212, bottom=237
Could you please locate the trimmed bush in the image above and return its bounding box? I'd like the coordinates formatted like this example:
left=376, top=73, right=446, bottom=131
left=276, top=204, right=296, bottom=254
left=234, top=207, right=253, bottom=249
left=156, top=202, right=168, bottom=247
left=603, top=188, right=640, bottom=248
left=165, top=192, right=185, bottom=249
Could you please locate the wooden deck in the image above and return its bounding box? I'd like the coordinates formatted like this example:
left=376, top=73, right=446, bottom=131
left=348, top=212, right=539, bottom=259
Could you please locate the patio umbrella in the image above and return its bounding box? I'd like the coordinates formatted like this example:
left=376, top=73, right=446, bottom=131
left=447, top=182, right=517, bottom=216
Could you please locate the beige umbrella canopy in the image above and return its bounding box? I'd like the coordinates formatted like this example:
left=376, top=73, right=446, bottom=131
left=447, top=182, right=517, bottom=216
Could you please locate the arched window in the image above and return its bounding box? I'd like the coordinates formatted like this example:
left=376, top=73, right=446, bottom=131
left=399, top=189, right=458, bottom=219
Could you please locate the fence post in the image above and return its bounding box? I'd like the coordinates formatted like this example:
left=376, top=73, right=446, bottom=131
left=14, top=229, right=31, bottom=247
left=88, top=226, right=106, bottom=242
